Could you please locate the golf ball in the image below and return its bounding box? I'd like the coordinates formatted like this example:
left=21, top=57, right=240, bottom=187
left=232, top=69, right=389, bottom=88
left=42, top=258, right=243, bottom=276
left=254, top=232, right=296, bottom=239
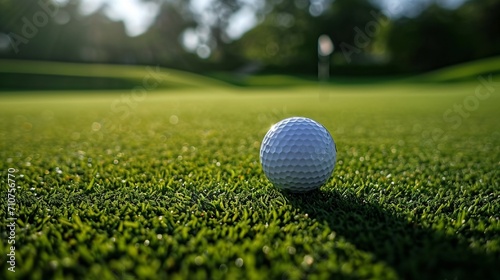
left=260, top=117, right=336, bottom=193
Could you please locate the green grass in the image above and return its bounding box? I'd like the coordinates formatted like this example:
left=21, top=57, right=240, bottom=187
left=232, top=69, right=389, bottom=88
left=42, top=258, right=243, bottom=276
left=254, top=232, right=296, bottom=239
left=212, top=56, right=500, bottom=86
left=2, top=55, right=500, bottom=91
left=1, top=78, right=500, bottom=280
left=0, top=59, right=228, bottom=91
left=411, top=56, right=500, bottom=83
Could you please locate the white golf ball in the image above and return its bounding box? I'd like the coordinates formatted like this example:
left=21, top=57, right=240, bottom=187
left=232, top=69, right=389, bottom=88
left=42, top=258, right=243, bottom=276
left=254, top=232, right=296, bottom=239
left=260, top=117, right=336, bottom=193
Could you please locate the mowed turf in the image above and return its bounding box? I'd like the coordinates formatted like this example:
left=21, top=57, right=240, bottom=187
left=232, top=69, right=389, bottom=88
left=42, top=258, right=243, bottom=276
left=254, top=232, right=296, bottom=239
left=1, top=81, right=499, bottom=280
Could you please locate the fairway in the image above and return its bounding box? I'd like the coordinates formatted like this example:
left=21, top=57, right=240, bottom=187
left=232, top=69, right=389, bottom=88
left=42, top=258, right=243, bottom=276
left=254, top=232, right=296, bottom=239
left=1, top=81, right=499, bottom=279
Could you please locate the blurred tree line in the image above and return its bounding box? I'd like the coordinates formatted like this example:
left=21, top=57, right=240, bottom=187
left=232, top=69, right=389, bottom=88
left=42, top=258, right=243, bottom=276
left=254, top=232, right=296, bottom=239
left=0, top=0, right=499, bottom=76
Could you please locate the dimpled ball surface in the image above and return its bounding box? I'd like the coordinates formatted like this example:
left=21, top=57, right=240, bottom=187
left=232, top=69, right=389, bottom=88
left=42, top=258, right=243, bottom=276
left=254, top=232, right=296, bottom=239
left=260, top=117, right=336, bottom=193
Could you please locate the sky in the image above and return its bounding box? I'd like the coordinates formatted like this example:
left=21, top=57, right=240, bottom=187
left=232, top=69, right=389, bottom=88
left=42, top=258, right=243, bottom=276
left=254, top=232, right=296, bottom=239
left=76, top=0, right=468, bottom=58
left=377, top=0, right=468, bottom=18
left=79, top=0, right=259, bottom=38
left=78, top=0, right=469, bottom=38
left=79, top=0, right=161, bottom=37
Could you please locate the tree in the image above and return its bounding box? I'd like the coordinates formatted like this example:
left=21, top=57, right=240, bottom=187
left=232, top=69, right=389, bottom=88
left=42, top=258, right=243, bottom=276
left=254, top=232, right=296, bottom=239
left=385, top=0, right=500, bottom=73
left=135, top=2, right=196, bottom=68
left=459, top=0, right=500, bottom=59
left=234, top=0, right=384, bottom=74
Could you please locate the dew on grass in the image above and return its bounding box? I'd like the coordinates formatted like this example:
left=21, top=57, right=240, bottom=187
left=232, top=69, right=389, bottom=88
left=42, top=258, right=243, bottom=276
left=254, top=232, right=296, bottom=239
left=262, top=246, right=270, bottom=254
left=91, top=122, right=101, bottom=131
left=328, top=232, right=336, bottom=240
left=169, top=115, right=179, bottom=125
left=302, top=255, right=314, bottom=267
left=235, top=258, right=244, bottom=267
left=219, top=264, right=228, bottom=272
left=194, top=256, right=204, bottom=265
left=49, top=260, right=59, bottom=269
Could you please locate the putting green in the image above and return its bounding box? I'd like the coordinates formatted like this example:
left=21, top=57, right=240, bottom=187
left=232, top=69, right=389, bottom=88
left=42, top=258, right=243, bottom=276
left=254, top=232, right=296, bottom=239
left=1, top=78, right=499, bottom=279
